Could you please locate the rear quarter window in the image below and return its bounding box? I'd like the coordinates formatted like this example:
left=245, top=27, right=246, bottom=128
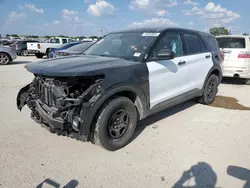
left=216, top=37, right=246, bottom=48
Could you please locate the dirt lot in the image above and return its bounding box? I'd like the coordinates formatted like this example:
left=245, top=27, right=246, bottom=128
left=0, top=56, right=250, bottom=188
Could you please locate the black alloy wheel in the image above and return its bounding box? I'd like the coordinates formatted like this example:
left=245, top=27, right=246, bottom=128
left=108, top=109, right=130, bottom=140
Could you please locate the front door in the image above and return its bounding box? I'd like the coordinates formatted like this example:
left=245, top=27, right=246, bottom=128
left=146, top=33, right=191, bottom=109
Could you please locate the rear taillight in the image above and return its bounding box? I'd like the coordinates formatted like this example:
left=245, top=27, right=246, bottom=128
left=37, top=44, right=40, bottom=49
left=238, top=52, right=250, bottom=58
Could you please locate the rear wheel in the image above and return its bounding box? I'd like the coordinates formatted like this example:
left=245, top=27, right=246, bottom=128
left=244, top=79, right=250, bottom=85
left=21, top=50, right=29, bottom=56
left=197, top=74, right=219, bottom=105
left=91, top=96, right=138, bottom=151
left=0, top=52, right=11, bottom=65
left=35, top=53, right=44, bottom=59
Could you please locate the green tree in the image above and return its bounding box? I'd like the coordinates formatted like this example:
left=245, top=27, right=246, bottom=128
left=209, top=27, right=229, bottom=36
left=243, top=33, right=249, bottom=36
left=11, top=34, right=19, bottom=37
left=89, top=36, right=99, bottom=39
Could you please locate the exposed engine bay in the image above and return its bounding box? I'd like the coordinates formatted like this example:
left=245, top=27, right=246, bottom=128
left=17, top=75, right=103, bottom=140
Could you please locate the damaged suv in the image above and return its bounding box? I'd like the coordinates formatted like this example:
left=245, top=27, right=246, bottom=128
left=17, top=27, right=223, bottom=151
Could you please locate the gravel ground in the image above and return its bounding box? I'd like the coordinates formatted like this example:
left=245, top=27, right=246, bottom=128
left=0, top=56, right=250, bottom=188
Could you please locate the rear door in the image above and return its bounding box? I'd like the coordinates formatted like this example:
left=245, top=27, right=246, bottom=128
left=182, top=33, right=214, bottom=89
left=216, top=36, right=248, bottom=68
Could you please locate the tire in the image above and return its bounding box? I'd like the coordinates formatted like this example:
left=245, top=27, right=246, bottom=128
left=46, top=49, right=50, bottom=58
left=197, top=74, right=219, bottom=105
left=35, top=53, right=44, bottom=59
left=91, top=96, right=138, bottom=151
left=21, top=50, right=29, bottom=56
left=0, top=52, right=11, bottom=65
left=244, top=79, right=250, bottom=85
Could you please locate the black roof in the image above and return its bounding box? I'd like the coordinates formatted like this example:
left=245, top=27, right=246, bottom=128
left=111, top=27, right=212, bottom=36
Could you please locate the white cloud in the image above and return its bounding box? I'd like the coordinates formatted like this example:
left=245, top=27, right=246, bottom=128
left=23, top=3, right=44, bottom=14
left=61, top=9, right=78, bottom=16
left=166, top=0, right=178, bottom=7
left=44, top=23, right=49, bottom=27
left=129, top=0, right=149, bottom=9
left=130, top=0, right=177, bottom=10
left=156, top=10, right=167, bottom=16
left=188, top=21, right=194, bottom=26
left=8, top=11, right=27, bottom=22
left=53, top=21, right=60, bottom=24
left=87, top=0, right=117, bottom=17
left=182, top=2, right=240, bottom=24
left=183, top=0, right=199, bottom=6
left=129, top=18, right=177, bottom=28
left=213, top=23, right=222, bottom=27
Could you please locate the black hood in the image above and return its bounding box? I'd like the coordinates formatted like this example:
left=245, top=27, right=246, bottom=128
left=25, top=55, right=140, bottom=77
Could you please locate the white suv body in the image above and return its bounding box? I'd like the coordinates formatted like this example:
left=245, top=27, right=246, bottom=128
left=216, top=35, right=250, bottom=82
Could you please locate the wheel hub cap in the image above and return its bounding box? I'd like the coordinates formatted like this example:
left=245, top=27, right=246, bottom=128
left=108, top=109, right=130, bottom=140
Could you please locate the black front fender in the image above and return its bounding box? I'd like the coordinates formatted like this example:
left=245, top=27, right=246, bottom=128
left=79, top=83, right=148, bottom=137
left=16, top=84, right=31, bottom=111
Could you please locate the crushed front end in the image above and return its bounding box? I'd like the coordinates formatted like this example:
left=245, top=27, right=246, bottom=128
left=17, top=75, right=103, bottom=140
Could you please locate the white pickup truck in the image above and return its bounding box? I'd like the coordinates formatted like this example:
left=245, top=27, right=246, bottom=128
left=27, top=37, right=74, bottom=58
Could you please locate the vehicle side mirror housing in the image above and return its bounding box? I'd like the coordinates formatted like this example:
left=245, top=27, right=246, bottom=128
left=156, top=49, right=175, bottom=60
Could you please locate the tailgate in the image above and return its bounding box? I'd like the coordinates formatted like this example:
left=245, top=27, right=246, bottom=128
left=27, top=43, right=39, bottom=50
left=217, top=37, right=248, bottom=68
left=221, top=48, right=248, bottom=68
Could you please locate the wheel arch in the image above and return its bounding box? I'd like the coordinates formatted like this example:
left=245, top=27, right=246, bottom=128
left=202, top=65, right=222, bottom=93
left=79, top=84, right=148, bottom=137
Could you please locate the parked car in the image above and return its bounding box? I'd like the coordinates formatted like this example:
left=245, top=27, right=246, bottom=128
left=0, top=46, right=17, bottom=65
left=9, top=40, right=39, bottom=56
left=48, top=42, right=82, bottom=58
left=27, top=37, right=74, bottom=59
left=53, top=41, right=95, bottom=58
left=216, top=35, right=250, bottom=84
left=16, top=27, right=223, bottom=151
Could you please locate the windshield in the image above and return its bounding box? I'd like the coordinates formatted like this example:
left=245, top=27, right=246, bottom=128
left=68, top=42, right=95, bottom=52
left=84, top=32, right=160, bottom=61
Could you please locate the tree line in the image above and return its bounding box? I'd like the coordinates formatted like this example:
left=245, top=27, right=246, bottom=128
left=3, top=34, right=101, bottom=39
left=3, top=28, right=249, bottom=38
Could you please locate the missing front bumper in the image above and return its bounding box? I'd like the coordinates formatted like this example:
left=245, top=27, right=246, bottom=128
left=35, top=100, right=65, bottom=130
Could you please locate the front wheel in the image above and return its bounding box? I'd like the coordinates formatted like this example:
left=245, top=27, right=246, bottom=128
left=244, top=79, right=250, bottom=85
left=91, top=96, right=138, bottom=151
left=35, top=53, right=44, bottom=59
left=197, top=74, right=219, bottom=105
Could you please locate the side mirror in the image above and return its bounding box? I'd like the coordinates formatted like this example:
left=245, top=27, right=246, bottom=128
left=156, top=49, right=175, bottom=60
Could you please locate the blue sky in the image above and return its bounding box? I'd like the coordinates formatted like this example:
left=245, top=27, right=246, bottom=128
left=0, top=0, right=248, bottom=37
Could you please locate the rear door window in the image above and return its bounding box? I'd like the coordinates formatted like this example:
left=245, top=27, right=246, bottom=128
left=50, top=38, right=60, bottom=43
left=216, top=37, right=246, bottom=48
left=183, top=34, right=207, bottom=55
left=62, top=39, right=68, bottom=44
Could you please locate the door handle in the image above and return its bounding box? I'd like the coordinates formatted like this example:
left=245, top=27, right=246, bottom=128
left=205, top=55, right=211, bottom=58
left=178, top=61, right=186, bottom=65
